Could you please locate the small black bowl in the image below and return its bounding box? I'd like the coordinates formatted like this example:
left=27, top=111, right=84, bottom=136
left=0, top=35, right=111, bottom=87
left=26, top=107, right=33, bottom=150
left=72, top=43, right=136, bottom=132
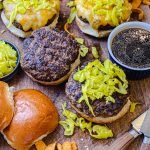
left=107, top=22, right=150, bottom=80
left=0, top=40, right=20, bottom=82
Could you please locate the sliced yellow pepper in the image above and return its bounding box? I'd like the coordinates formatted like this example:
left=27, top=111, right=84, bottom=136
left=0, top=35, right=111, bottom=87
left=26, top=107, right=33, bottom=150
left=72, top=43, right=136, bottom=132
left=59, top=104, right=113, bottom=139
left=0, top=41, right=17, bottom=78
left=74, top=59, right=128, bottom=115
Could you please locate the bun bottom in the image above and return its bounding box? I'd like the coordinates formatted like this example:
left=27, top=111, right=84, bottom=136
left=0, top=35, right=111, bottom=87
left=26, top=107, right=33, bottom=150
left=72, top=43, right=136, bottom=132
left=76, top=15, right=112, bottom=38
left=2, top=132, right=48, bottom=150
left=24, top=55, right=80, bottom=85
left=1, top=11, right=59, bottom=38
left=71, top=98, right=131, bottom=124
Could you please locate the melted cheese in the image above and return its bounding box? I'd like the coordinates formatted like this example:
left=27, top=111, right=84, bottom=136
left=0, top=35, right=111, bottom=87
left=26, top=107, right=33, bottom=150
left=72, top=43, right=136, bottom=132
left=3, top=0, right=60, bottom=31
left=75, top=0, right=132, bottom=29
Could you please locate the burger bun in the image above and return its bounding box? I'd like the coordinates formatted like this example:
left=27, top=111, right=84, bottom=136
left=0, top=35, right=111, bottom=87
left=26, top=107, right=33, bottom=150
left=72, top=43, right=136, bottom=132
left=0, top=81, right=14, bottom=131
left=2, top=89, right=59, bottom=150
left=1, top=11, right=59, bottom=38
left=76, top=15, right=112, bottom=38
left=71, top=98, right=131, bottom=124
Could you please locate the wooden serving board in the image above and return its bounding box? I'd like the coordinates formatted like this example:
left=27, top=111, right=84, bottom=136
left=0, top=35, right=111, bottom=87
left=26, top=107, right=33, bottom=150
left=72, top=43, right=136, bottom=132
left=0, top=1, right=150, bottom=150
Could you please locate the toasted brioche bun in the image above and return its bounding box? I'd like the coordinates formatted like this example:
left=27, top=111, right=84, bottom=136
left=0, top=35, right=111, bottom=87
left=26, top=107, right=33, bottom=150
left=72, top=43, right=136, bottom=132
left=76, top=15, right=112, bottom=38
left=71, top=98, right=131, bottom=124
left=2, top=89, right=59, bottom=150
left=1, top=11, right=59, bottom=38
left=24, top=54, right=80, bottom=85
left=0, top=81, right=14, bottom=131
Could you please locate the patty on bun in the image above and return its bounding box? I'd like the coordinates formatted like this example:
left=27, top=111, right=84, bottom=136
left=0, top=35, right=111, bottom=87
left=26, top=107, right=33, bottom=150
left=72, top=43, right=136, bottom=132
left=75, top=0, right=132, bottom=37
left=66, top=59, right=130, bottom=123
left=1, top=0, right=60, bottom=38
left=2, top=89, right=59, bottom=150
left=21, top=27, right=80, bottom=85
left=0, top=81, right=14, bottom=131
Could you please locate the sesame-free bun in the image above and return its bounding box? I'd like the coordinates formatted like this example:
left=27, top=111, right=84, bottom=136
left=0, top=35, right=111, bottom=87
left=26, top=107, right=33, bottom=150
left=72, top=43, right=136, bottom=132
left=76, top=15, right=112, bottom=38
left=1, top=11, right=32, bottom=38
left=0, top=81, right=14, bottom=131
left=75, top=0, right=132, bottom=38
left=2, top=89, right=59, bottom=150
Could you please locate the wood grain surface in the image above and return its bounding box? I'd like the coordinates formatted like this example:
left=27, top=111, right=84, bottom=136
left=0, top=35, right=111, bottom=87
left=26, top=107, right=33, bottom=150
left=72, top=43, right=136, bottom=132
left=0, top=1, right=150, bottom=150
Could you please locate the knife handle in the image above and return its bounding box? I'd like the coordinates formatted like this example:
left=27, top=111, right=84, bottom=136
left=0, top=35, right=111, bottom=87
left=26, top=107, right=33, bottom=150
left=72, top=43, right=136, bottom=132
left=140, top=137, right=150, bottom=150
left=94, top=129, right=139, bottom=150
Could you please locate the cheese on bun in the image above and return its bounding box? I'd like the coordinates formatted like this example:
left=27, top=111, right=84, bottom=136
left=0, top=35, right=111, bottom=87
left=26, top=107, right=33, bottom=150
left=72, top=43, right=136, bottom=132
left=75, top=0, right=132, bottom=37
left=1, top=0, right=60, bottom=38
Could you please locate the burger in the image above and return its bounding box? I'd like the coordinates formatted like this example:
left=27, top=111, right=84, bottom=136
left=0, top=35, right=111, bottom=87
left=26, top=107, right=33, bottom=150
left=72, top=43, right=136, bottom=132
left=75, top=0, right=132, bottom=37
left=21, top=27, right=80, bottom=85
left=1, top=0, right=60, bottom=38
left=66, top=59, right=130, bottom=123
left=2, top=89, right=59, bottom=150
left=0, top=81, right=14, bottom=131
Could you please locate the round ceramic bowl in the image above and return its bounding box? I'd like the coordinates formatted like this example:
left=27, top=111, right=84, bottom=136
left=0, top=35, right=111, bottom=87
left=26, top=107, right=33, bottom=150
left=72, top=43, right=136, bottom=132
left=0, top=40, right=20, bottom=82
left=107, top=21, right=150, bottom=80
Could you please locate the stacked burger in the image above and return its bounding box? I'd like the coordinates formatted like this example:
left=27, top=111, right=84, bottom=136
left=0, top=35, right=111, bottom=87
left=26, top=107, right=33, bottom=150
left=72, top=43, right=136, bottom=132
left=1, top=0, right=60, bottom=37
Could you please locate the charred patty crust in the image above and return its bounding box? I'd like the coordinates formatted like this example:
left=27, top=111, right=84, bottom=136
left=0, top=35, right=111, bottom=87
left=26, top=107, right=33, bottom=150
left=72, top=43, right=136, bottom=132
left=66, top=62, right=129, bottom=118
left=21, top=27, right=80, bottom=83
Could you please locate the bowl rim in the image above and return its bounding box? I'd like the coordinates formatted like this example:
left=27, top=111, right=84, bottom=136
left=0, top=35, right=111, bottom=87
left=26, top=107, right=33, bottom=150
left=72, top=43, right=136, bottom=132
left=107, top=21, right=150, bottom=71
left=0, top=40, right=20, bottom=79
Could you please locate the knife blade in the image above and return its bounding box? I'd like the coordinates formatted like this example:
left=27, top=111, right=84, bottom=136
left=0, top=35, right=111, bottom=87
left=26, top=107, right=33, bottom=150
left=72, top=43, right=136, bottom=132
left=94, top=111, right=147, bottom=150
left=132, top=111, right=147, bottom=133
left=140, top=108, right=150, bottom=150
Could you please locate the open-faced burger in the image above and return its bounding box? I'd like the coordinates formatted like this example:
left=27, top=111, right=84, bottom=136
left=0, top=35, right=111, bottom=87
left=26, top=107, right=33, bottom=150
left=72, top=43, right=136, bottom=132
left=75, top=0, right=132, bottom=37
left=21, top=27, right=80, bottom=85
left=66, top=59, right=130, bottom=123
left=1, top=0, right=60, bottom=38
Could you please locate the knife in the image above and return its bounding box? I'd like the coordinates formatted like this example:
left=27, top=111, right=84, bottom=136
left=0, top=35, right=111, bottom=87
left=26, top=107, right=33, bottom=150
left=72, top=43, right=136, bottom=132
left=94, top=111, right=147, bottom=150
left=140, top=108, right=150, bottom=150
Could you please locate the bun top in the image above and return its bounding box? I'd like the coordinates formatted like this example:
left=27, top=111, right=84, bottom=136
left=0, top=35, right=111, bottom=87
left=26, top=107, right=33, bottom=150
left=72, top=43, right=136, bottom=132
left=0, top=81, right=14, bottom=131
left=3, top=89, right=59, bottom=150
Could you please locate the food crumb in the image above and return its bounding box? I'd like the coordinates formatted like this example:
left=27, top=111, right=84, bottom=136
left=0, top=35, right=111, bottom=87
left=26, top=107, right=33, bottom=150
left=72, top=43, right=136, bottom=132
left=80, top=138, right=84, bottom=141
left=1, top=30, right=6, bottom=34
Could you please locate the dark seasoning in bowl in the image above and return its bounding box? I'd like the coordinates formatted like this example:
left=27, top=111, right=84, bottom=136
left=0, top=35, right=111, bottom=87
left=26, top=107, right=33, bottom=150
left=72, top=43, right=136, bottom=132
left=111, top=28, right=150, bottom=68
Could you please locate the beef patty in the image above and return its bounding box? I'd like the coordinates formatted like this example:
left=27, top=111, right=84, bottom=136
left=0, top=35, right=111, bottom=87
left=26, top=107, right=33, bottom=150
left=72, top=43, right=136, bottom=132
left=79, top=16, right=114, bottom=30
left=66, top=63, right=129, bottom=118
left=21, top=27, right=80, bottom=82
